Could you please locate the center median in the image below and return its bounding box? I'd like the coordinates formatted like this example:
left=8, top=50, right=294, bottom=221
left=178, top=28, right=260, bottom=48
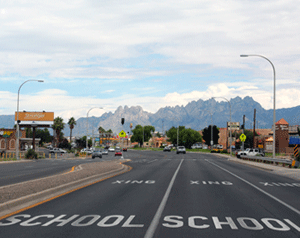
left=0, top=159, right=132, bottom=219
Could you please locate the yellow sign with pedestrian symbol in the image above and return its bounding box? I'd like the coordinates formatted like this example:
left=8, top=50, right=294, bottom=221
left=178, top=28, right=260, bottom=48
left=119, top=130, right=127, bottom=138
left=240, top=133, right=246, bottom=142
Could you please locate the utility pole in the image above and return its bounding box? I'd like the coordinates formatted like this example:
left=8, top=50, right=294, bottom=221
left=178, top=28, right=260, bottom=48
left=242, top=115, right=245, bottom=150
left=253, top=109, right=256, bottom=149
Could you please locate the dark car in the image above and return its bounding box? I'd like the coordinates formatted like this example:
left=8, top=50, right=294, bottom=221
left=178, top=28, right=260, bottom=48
left=176, top=146, right=186, bottom=154
left=163, top=146, right=171, bottom=152
left=122, top=148, right=127, bottom=152
left=92, top=150, right=102, bottom=159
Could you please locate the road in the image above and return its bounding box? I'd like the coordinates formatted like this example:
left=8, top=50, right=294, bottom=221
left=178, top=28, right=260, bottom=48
left=0, top=150, right=299, bottom=237
left=0, top=153, right=117, bottom=187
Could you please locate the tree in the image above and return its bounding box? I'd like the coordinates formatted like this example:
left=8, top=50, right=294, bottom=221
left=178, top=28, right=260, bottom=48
left=52, top=117, right=65, bottom=147
left=202, top=125, right=219, bottom=146
left=181, top=128, right=202, bottom=149
left=167, top=126, right=202, bottom=148
left=131, top=125, right=155, bottom=147
left=25, top=128, right=52, bottom=146
left=75, top=136, right=92, bottom=149
left=68, top=117, right=76, bottom=142
left=98, top=126, right=106, bottom=144
left=156, top=132, right=162, bottom=138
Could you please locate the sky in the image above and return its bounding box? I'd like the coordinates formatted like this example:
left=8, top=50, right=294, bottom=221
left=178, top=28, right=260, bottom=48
left=1, top=0, right=300, bottom=122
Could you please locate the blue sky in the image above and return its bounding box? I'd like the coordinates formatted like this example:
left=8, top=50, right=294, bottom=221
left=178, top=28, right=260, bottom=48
left=1, top=0, right=300, bottom=121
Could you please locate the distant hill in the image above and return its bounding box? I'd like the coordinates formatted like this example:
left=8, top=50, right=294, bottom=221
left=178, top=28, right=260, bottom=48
left=1, top=96, right=300, bottom=137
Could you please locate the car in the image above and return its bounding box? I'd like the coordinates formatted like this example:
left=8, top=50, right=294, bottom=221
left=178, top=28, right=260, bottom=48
left=81, top=148, right=92, bottom=154
left=108, top=147, right=115, bottom=152
left=92, top=150, right=102, bottom=159
left=101, top=149, right=108, bottom=155
left=202, top=145, right=208, bottom=149
left=122, top=148, right=127, bottom=151
left=163, top=146, right=171, bottom=152
left=191, top=144, right=202, bottom=149
left=50, top=148, right=67, bottom=153
left=47, top=145, right=53, bottom=150
left=115, top=149, right=122, bottom=156
left=176, top=146, right=186, bottom=154
left=236, top=148, right=264, bottom=158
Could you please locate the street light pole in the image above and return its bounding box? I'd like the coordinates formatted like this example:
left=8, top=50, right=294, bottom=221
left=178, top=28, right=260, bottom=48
left=212, top=97, right=232, bottom=156
left=86, top=107, right=103, bottom=149
left=240, top=54, right=276, bottom=159
left=16, top=80, right=44, bottom=160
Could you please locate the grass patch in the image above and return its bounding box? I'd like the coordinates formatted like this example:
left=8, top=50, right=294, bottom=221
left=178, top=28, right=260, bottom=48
left=264, top=152, right=287, bottom=157
left=0, top=157, right=17, bottom=161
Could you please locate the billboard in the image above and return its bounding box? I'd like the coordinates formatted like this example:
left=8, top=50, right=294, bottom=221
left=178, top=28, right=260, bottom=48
left=15, top=112, right=54, bottom=121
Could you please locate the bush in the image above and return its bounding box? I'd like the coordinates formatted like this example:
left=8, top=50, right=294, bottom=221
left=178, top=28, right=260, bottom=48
left=160, top=145, right=164, bottom=148
left=221, top=149, right=228, bottom=153
left=134, top=145, right=139, bottom=148
left=25, top=149, right=38, bottom=159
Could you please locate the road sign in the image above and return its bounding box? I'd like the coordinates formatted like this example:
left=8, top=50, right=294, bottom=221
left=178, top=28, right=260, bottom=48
left=95, top=138, right=100, bottom=142
left=119, top=130, right=127, bottom=138
left=240, top=133, right=246, bottom=142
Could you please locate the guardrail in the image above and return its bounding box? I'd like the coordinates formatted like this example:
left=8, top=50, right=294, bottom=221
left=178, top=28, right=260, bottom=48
left=239, top=155, right=295, bottom=168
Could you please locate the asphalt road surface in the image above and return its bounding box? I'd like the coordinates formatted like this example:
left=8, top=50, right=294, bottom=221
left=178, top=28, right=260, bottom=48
left=0, top=153, right=116, bottom=187
left=0, top=150, right=299, bottom=237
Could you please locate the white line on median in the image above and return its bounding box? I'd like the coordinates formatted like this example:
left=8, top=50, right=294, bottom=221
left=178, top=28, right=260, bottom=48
left=147, top=159, right=158, bottom=164
left=144, top=159, right=184, bottom=238
left=205, top=159, right=300, bottom=216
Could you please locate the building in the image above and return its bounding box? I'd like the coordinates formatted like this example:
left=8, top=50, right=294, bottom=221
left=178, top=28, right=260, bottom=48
left=0, top=129, right=26, bottom=151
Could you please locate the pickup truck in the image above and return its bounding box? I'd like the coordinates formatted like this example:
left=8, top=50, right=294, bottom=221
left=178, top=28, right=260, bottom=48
left=236, top=148, right=264, bottom=158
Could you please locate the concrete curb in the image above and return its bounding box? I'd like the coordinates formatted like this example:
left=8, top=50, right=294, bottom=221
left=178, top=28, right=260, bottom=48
left=0, top=161, right=131, bottom=218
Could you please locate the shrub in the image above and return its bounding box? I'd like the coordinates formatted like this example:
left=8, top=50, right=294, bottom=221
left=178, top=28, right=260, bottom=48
left=221, top=149, right=228, bottom=153
left=25, top=149, right=38, bottom=159
left=134, top=145, right=139, bottom=148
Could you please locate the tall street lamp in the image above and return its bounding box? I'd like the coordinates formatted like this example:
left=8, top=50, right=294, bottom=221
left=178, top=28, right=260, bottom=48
left=86, top=107, right=103, bottom=149
left=240, top=54, right=276, bottom=159
left=16, top=80, right=44, bottom=160
left=212, top=97, right=232, bottom=156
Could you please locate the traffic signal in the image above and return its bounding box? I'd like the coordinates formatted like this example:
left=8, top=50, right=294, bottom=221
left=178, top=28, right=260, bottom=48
left=121, top=118, right=125, bottom=125
left=241, top=125, right=244, bottom=130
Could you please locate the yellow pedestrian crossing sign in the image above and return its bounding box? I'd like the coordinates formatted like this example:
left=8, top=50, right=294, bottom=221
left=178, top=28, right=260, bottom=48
left=240, top=133, right=246, bottom=142
left=119, top=130, right=127, bottom=138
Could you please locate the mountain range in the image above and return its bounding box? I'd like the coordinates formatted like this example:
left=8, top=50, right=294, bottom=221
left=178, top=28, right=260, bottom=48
left=1, top=96, right=300, bottom=137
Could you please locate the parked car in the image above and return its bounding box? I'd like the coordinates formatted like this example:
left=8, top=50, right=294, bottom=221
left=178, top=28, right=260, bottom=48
left=176, top=146, right=186, bottom=154
left=102, top=149, right=108, bottom=155
left=236, top=148, right=264, bottom=158
left=92, top=150, right=102, bottom=159
left=202, top=145, right=208, bottom=149
left=108, top=147, right=115, bottom=152
left=163, top=146, right=171, bottom=152
left=50, top=148, right=67, bottom=153
left=122, top=148, right=127, bottom=152
left=191, top=144, right=202, bottom=149
left=81, top=148, right=92, bottom=154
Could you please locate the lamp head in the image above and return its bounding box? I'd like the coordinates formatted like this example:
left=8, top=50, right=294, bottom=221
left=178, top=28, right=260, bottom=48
left=240, top=55, right=249, bottom=57
left=38, top=80, right=44, bottom=82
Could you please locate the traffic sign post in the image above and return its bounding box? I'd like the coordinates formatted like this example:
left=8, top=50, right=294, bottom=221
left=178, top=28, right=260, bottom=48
left=119, top=130, right=127, bottom=138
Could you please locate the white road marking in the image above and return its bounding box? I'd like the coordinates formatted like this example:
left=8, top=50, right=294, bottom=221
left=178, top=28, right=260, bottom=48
left=147, top=159, right=158, bottom=164
left=205, top=159, right=300, bottom=216
left=144, top=159, right=184, bottom=238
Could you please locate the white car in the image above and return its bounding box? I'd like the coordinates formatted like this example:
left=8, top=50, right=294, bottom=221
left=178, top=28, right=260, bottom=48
left=50, top=148, right=67, bottom=153
left=80, top=148, right=92, bottom=154
left=108, top=147, right=115, bottom=152
left=237, top=148, right=264, bottom=158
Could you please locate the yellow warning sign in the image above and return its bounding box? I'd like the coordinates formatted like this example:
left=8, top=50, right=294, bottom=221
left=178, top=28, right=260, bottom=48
left=119, top=130, right=127, bottom=138
left=240, top=133, right=246, bottom=142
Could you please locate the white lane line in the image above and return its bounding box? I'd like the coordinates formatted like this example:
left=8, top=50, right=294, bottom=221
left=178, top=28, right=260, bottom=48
left=205, top=159, right=300, bottom=216
left=147, top=159, right=158, bottom=164
left=144, top=159, right=184, bottom=238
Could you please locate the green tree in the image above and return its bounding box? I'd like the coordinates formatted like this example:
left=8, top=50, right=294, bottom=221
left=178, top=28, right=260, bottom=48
left=202, top=125, right=219, bottom=146
left=166, top=126, right=185, bottom=146
left=131, top=125, right=155, bottom=147
left=181, top=128, right=202, bottom=149
left=76, top=136, right=92, bottom=149
left=68, top=117, right=76, bottom=142
left=156, top=132, right=162, bottom=138
left=25, top=128, right=52, bottom=145
left=52, top=117, right=65, bottom=147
